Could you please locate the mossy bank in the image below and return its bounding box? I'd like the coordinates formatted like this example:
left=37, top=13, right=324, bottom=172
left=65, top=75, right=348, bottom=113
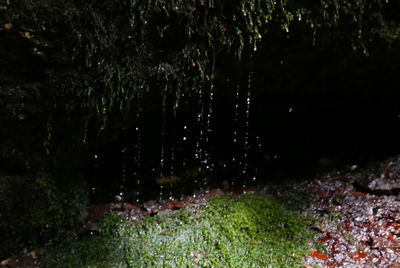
left=43, top=193, right=315, bottom=267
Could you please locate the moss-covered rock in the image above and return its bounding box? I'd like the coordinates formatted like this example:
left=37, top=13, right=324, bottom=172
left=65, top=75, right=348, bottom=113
left=43, top=193, right=315, bottom=267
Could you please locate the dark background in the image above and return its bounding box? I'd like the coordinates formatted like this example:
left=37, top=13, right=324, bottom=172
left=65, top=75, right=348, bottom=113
left=90, top=26, right=400, bottom=201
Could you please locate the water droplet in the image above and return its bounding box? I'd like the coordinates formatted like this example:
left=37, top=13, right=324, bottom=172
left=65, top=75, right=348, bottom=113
left=289, top=107, right=293, bottom=113
left=94, top=154, right=98, bottom=159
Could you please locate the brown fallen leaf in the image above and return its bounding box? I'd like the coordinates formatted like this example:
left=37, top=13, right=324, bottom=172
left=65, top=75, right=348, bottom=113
left=388, top=232, right=394, bottom=241
left=319, top=234, right=331, bottom=243
left=349, top=191, right=368, bottom=197
left=167, top=200, right=184, bottom=209
left=122, top=203, right=136, bottom=211
left=352, top=251, right=368, bottom=261
left=310, top=250, right=328, bottom=260
left=390, top=222, right=399, bottom=230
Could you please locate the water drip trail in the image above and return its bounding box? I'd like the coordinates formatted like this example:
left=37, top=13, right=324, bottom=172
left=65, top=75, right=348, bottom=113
left=91, top=151, right=98, bottom=195
left=205, top=80, right=215, bottom=172
left=231, top=84, right=241, bottom=189
left=193, top=81, right=206, bottom=191
left=159, top=85, right=168, bottom=200
left=133, top=99, right=142, bottom=203
left=242, top=70, right=253, bottom=189
left=195, top=83, right=204, bottom=167
left=120, top=145, right=127, bottom=197
left=180, top=81, right=190, bottom=169
left=182, top=123, right=188, bottom=168
left=168, top=101, right=178, bottom=199
left=82, top=118, right=89, bottom=145
left=160, top=85, right=167, bottom=177
left=204, top=53, right=216, bottom=175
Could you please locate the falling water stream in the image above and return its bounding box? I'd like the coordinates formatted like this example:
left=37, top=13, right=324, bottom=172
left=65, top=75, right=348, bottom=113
left=159, top=85, right=168, bottom=200
left=160, top=85, right=167, bottom=178
left=120, top=145, right=127, bottom=197
left=133, top=93, right=143, bottom=203
left=231, top=84, right=241, bottom=189
left=91, top=151, right=98, bottom=196
left=90, top=52, right=258, bottom=203
left=195, top=82, right=205, bottom=173
left=242, top=70, right=252, bottom=189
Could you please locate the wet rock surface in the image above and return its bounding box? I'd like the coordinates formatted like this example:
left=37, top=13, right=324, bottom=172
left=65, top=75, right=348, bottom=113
left=291, top=157, right=400, bottom=267
left=353, top=156, right=400, bottom=196
left=3, top=156, right=400, bottom=267
left=84, top=188, right=228, bottom=226
left=80, top=156, right=400, bottom=267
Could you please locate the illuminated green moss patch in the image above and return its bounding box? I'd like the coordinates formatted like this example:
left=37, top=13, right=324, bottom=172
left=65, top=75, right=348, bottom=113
left=45, top=194, right=315, bottom=267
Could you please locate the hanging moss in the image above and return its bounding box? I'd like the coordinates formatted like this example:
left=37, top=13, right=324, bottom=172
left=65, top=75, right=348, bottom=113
left=1, top=0, right=399, bottom=258
left=2, top=0, right=399, bottom=129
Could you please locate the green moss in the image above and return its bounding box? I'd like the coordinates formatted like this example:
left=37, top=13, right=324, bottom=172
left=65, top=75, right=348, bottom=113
left=3, top=0, right=398, bottom=128
left=44, top=194, right=316, bottom=267
left=0, top=173, right=87, bottom=258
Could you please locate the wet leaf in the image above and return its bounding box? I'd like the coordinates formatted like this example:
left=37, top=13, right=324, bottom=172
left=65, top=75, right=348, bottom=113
left=388, top=233, right=394, bottom=241
left=167, top=200, right=183, bottom=209
left=310, top=250, right=328, bottom=260
left=352, top=251, right=368, bottom=261
left=390, top=222, right=399, bottom=230
left=349, top=191, right=368, bottom=197
left=319, top=234, right=331, bottom=243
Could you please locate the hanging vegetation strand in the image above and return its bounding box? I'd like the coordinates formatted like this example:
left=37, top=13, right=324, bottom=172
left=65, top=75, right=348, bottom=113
left=2, top=0, right=399, bottom=124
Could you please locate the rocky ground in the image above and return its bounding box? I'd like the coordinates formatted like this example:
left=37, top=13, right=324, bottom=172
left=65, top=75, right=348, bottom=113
left=298, top=156, right=400, bottom=267
left=73, top=155, right=400, bottom=267
left=1, top=156, right=399, bottom=267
